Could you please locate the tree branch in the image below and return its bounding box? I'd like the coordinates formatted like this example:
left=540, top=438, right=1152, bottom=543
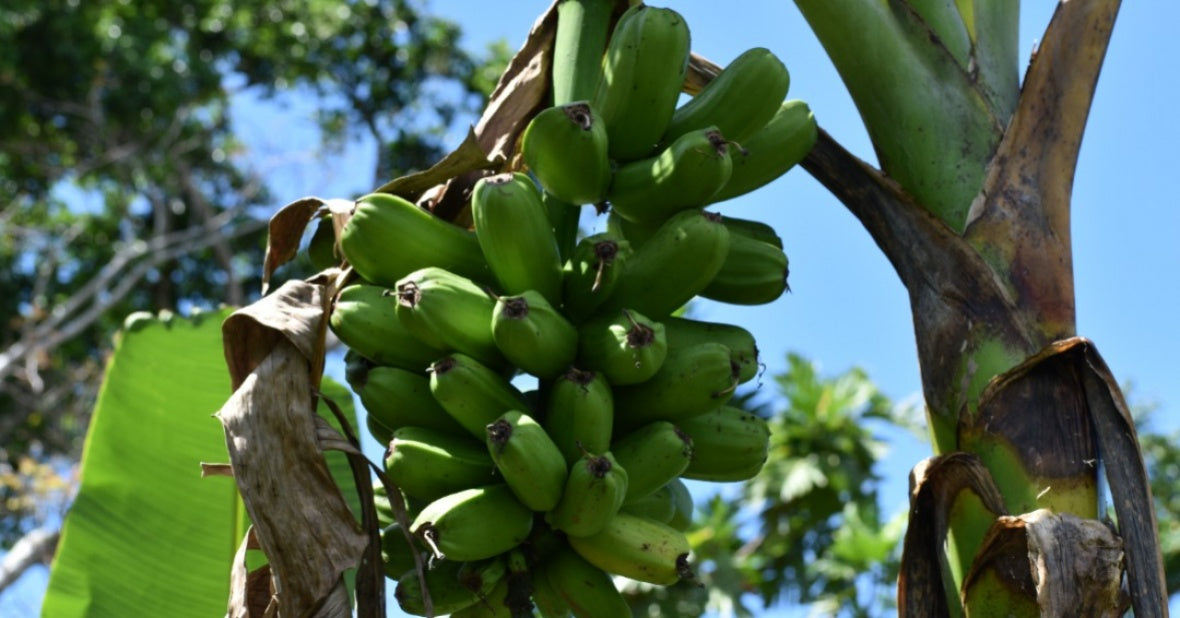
left=0, top=528, right=59, bottom=595
left=0, top=212, right=266, bottom=384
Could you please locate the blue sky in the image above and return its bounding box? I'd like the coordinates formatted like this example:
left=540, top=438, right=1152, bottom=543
left=5, top=1, right=1177, bottom=616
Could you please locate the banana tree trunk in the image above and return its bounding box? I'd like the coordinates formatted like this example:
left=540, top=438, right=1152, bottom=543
left=793, top=0, right=1167, bottom=614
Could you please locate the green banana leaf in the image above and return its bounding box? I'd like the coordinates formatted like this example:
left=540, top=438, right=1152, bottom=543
left=42, top=309, right=360, bottom=617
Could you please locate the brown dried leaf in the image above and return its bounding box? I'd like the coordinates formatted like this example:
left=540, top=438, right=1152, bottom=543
left=898, top=452, right=1007, bottom=617
left=262, top=197, right=326, bottom=295
left=684, top=53, right=722, bottom=96
left=430, top=2, right=558, bottom=224
left=218, top=280, right=366, bottom=617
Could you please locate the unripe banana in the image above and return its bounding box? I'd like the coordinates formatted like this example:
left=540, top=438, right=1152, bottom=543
left=576, top=308, right=667, bottom=385
left=567, top=512, right=693, bottom=585
left=543, top=367, right=614, bottom=464
left=620, top=481, right=677, bottom=525
left=607, top=127, right=733, bottom=224
left=491, top=291, right=577, bottom=380
left=331, top=284, right=445, bottom=371
left=597, top=209, right=730, bottom=319
left=613, top=341, right=739, bottom=434
left=662, top=316, right=760, bottom=384
left=661, top=47, right=790, bottom=146
left=340, top=192, right=490, bottom=288
left=611, top=421, right=693, bottom=503
left=486, top=410, right=568, bottom=512
left=604, top=209, right=657, bottom=247
left=471, top=172, right=564, bottom=305
left=552, top=0, right=612, bottom=105
left=411, top=484, right=533, bottom=562
left=451, top=575, right=513, bottom=618
left=561, top=232, right=632, bottom=324
left=665, top=477, right=694, bottom=531
left=547, top=452, right=628, bottom=538
left=373, top=483, right=426, bottom=531
left=593, top=4, right=691, bottom=161
left=678, top=406, right=772, bottom=482
left=522, top=102, right=611, bottom=205
left=395, top=557, right=506, bottom=616
left=429, top=353, right=532, bottom=440
left=720, top=215, right=783, bottom=249
left=385, top=426, right=496, bottom=501
left=306, top=216, right=339, bottom=271
left=542, top=548, right=630, bottom=618
left=700, top=228, right=790, bottom=305
left=346, top=356, right=467, bottom=437
left=394, top=267, right=505, bottom=369
left=367, top=413, right=395, bottom=447
left=530, top=556, right=574, bottom=618
left=381, top=523, right=418, bottom=579
left=709, top=99, right=817, bottom=204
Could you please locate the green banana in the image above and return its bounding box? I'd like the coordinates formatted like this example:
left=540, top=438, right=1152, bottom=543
left=547, top=451, right=628, bottom=538
left=604, top=209, right=658, bottom=247
left=451, top=575, right=513, bottom=618
left=613, top=341, right=739, bottom=433
left=561, top=232, right=632, bottom=324
left=665, top=477, right=694, bottom=531
left=395, top=557, right=506, bottom=616
left=394, top=266, right=504, bottom=369
left=720, top=215, right=783, bottom=249
left=491, top=290, right=577, bottom=380
left=661, top=46, right=790, bottom=146
left=597, top=209, right=730, bottom=319
left=340, top=192, right=489, bottom=288
left=471, top=172, right=564, bottom=305
left=346, top=355, right=468, bottom=437
left=331, top=284, right=445, bottom=371
left=373, top=481, right=396, bottom=529
left=575, top=308, right=667, bottom=385
left=411, top=484, right=533, bottom=562
left=620, top=481, right=677, bottom=525
left=552, top=0, right=612, bottom=105
left=367, top=412, right=395, bottom=447
left=700, top=227, right=790, bottom=305
left=307, top=215, right=339, bottom=271
left=542, top=548, right=630, bottom=618
left=593, top=4, right=691, bottom=161
left=543, top=367, right=614, bottom=464
left=486, top=410, right=568, bottom=512
left=522, top=102, right=611, bottom=205
left=381, top=523, right=418, bottom=579
left=708, top=99, right=817, bottom=204
left=678, top=406, right=772, bottom=482
left=611, top=421, right=693, bottom=503
left=662, top=316, right=760, bottom=384
left=567, top=512, right=693, bottom=586
left=530, top=556, right=574, bottom=618
left=429, top=353, right=531, bottom=440
left=607, top=127, right=733, bottom=224
left=385, top=426, right=496, bottom=501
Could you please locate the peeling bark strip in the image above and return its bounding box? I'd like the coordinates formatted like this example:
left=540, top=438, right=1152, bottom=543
left=217, top=280, right=367, bottom=617
left=801, top=129, right=1031, bottom=423
left=898, top=453, right=1007, bottom=617
left=965, top=511, right=1125, bottom=617
left=965, top=0, right=1122, bottom=345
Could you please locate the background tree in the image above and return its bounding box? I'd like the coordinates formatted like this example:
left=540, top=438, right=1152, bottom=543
left=0, top=0, right=506, bottom=554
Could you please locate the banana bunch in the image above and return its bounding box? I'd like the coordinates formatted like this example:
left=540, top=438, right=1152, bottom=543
left=326, top=3, right=815, bottom=615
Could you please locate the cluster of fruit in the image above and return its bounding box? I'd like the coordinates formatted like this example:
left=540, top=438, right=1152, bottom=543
left=330, top=3, right=815, bottom=616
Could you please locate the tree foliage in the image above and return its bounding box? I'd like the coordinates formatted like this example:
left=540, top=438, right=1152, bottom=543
left=0, top=0, right=506, bottom=549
